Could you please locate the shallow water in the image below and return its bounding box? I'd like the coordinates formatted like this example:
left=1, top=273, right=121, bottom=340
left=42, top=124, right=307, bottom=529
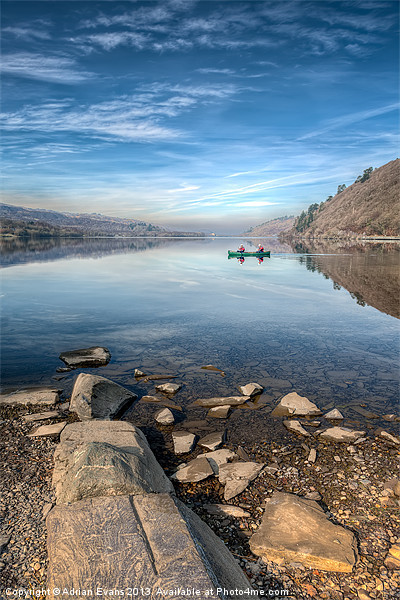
left=1, top=236, right=399, bottom=435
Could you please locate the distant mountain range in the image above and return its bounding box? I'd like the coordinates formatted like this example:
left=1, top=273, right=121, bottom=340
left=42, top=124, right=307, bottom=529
left=0, top=204, right=204, bottom=238
left=243, top=215, right=295, bottom=237
left=245, top=159, right=399, bottom=240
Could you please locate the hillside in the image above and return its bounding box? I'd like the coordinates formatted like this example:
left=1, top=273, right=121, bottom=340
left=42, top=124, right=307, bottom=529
left=285, top=159, right=399, bottom=239
left=0, top=204, right=203, bottom=238
left=243, top=215, right=295, bottom=236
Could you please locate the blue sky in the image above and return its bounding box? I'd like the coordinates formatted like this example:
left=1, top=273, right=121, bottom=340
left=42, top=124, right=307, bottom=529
left=1, top=0, right=398, bottom=233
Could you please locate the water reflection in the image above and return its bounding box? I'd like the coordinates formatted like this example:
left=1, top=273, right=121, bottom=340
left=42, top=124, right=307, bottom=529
left=288, top=239, right=400, bottom=318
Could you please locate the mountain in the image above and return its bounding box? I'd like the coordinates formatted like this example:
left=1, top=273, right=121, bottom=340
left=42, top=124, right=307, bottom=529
left=243, top=215, right=295, bottom=236
left=0, top=204, right=204, bottom=238
left=284, top=159, right=399, bottom=239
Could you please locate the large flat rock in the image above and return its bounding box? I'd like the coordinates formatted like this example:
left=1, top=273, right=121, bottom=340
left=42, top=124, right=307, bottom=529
left=53, top=421, right=173, bottom=503
left=0, top=388, right=60, bottom=406
left=59, top=346, right=111, bottom=368
left=250, top=492, right=358, bottom=572
left=319, top=427, right=365, bottom=443
left=218, top=462, right=264, bottom=500
left=70, top=373, right=137, bottom=420
left=46, top=493, right=251, bottom=599
left=192, top=396, right=250, bottom=408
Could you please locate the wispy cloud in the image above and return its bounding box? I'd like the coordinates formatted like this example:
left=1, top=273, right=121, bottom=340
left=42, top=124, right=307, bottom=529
left=0, top=53, right=93, bottom=84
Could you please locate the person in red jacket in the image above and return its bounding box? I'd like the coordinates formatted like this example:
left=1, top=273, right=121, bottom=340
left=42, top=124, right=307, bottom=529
left=238, top=244, right=245, bottom=252
left=257, top=244, right=264, bottom=252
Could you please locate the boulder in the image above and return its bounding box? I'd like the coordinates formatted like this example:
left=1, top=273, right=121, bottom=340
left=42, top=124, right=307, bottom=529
left=283, top=420, right=310, bottom=436
left=203, top=504, right=251, bottom=518
left=46, top=493, right=251, bottom=599
left=324, top=409, right=344, bottom=420
left=52, top=421, right=173, bottom=503
left=59, top=346, right=111, bottom=368
left=155, top=408, right=175, bottom=425
left=238, top=383, right=263, bottom=397
left=202, top=449, right=237, bottom=474
left=0, top=388, right=59, bottom=406
left=70, top=373, right=137, bottom=420
left=218, top=462, right=264, bottom=500
left=193, top=396, right=250, bottom=408
left=155, top=383, right=181, bottom=395
left=250, top=492, right=358, bottom=572
left=172, top=457, right=214, bottom=483
left=319, top=427, right=365, bottom=443
left=271, top=392, right=322, bottom=417
left=198, top=431, right=225, bottom=451
left=172, top=431, right=196, bottom=454
left=208, top=405, right=231, bottom=419
left=28, top=422, right=67, bottom=437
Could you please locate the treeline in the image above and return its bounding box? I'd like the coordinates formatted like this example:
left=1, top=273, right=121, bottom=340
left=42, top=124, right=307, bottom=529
left=0, top=218, right=86, bottom=238
left=294, top=167, right=374, bottom=233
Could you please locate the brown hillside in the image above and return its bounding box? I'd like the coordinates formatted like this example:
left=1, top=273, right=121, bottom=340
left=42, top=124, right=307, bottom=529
left=291, top=159, right=399, bottom=238
left=244, top=215, right=295, bottom=236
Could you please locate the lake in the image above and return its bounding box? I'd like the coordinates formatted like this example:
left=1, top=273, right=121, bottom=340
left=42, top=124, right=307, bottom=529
left=1, top=236, right=399, bottom=443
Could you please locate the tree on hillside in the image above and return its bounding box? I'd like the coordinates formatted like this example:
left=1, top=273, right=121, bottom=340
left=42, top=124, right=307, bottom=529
left=337, top=184, right=346, bottom=194
left=355, top=167, right=373, bottom=183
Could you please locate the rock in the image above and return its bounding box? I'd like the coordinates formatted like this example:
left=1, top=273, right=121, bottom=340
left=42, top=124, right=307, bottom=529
left=22, top=411, right=60, bottom=422
left=238, top=383, right=263, bottom=397
left=202, top=449, right=237, bottom=474
left=218, top=462, right=264, bottom=500
left=236, top=446, right=251, bottom=461
left=140, top=395, right=161, bottom=403
left=46, top=494, right=251, bottom=598
left=172, top=431, right=196, bottom=454
left=303, top=491, right=321, bottom=501
left=172, top=457, right=214, bottom=482
left=208, top=405, right=231, bottom=418
left=319, top=427, right=365, bottom=443
left=250, top=492, right=358, bottom=572
left=134, top=369, right=146, bottom=377
left=384, top=555, right=400, bottom=570
left=0, top=388, right=59, bottom=406
left=357, top=590, right=372, bottom=600
left=377, top=430, right=400, bottom=445
left=42, top=503, right=53, bottom=519
left=155, top=383, right=181, bottom=395
left=155, top=408, right=175, bottom=425
left=0, top=535, right=10, bottom=554
left=203, top=504, right=251, bottom=518
left=198, top=431, right=225, bottom=451
left=283, top=420, right=310, bottom=436
left=384, top=478, right=400, bottom=497
left=59, top=346, right=111, bottom=368
left=307, top=449, right=317, bottom=463
left=324, top=409, right=344, bottom=420
left=70, top=373, right=137, bottom=420
left=59, top=401, right=70, bottom=411
left=53, top=421, right=173, bottom=503
left=201, top=365, right=225, bottom=374
left=27, top=421, right=67, bottom=437
left=193, top=396, right=250, bottom=408
left=387, top=544, right=400, bottom=560
left=271, top=392, right=322, bottom=417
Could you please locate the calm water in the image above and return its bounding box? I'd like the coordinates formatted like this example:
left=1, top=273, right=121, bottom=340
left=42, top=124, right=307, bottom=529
left=1, top=236, right=399, bottom=436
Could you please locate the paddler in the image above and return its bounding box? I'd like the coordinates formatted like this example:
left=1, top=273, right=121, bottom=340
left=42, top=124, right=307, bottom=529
left=238, top=244, right=245, bottom=252
left=257, top=244, right=264, bottom=252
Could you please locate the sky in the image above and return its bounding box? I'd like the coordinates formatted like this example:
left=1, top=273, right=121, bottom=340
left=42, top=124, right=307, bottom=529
left=1, top=0, right=399, bottom=233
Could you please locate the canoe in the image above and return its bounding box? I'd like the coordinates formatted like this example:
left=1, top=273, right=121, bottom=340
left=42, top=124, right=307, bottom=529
left=228, top=250, right=270, bottom=258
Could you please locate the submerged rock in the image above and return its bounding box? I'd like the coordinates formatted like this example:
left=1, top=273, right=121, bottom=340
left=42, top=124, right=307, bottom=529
left=319, top=427, right=365, bottom=443
left=324, top=409, right=344, bottom=420
left=203, top=504, right=251, bottom=518
left=271, top=392, right=322, bottom=417
left=59, top=346, right=111, bottom=368
left=198, top=431, right=225, bottom=451
left=193, top=396, right=250, bottom=408
left=250, top=492, right=358, bottom=572
left=238, top=383, right=263, bottom=397
left=218, top=462, right=264, bottom=500
left=70, top=374, right=137, bottom=420
left=207, top=405, right=231, bottom=419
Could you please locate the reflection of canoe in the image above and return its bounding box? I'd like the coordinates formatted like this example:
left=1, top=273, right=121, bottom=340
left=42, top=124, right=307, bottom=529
left=228, top=250, right=270, bottom=258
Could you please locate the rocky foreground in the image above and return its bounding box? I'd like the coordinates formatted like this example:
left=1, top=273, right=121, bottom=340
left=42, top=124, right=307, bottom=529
left=0, top=348, right=399, bottom=599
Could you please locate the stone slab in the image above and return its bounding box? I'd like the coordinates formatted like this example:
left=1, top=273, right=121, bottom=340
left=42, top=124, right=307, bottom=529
left=59, top=346, right=111, bottom=368
left=250, top=492, right=358, bottom=572
left=28, top=422, right=67, bottom=437
left=172, top=431, right=197, bottom=454
left=70, top=373, right=137, bottom=420
left=53, top=421, right=173, bottom=503
left=193, top=396, right=250, bottom=408
left=271, top=392, right=322, bottom=417
left=283, top=420, right=310, bottom=436
left=155, top=383, right=181, bottom=395
left=218, top=462, right=264, bottom=500
left=198, top=431, right=225, bottom=450
left=0, top=388, right=60, bottom=406
left=319, top=427, right=365, bottom=443
left=238, top=383, right=263, bottom=397
left=172, top=457, right=214, bottom=482
left=208, top=405, right=231, bottom=418
left=46, top=493, right=251, bottom=599
left=22, top=411, right=60, bottom=422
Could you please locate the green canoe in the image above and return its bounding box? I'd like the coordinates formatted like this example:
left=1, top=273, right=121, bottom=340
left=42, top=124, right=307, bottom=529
left=228, top=250, right=270, bottom=258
